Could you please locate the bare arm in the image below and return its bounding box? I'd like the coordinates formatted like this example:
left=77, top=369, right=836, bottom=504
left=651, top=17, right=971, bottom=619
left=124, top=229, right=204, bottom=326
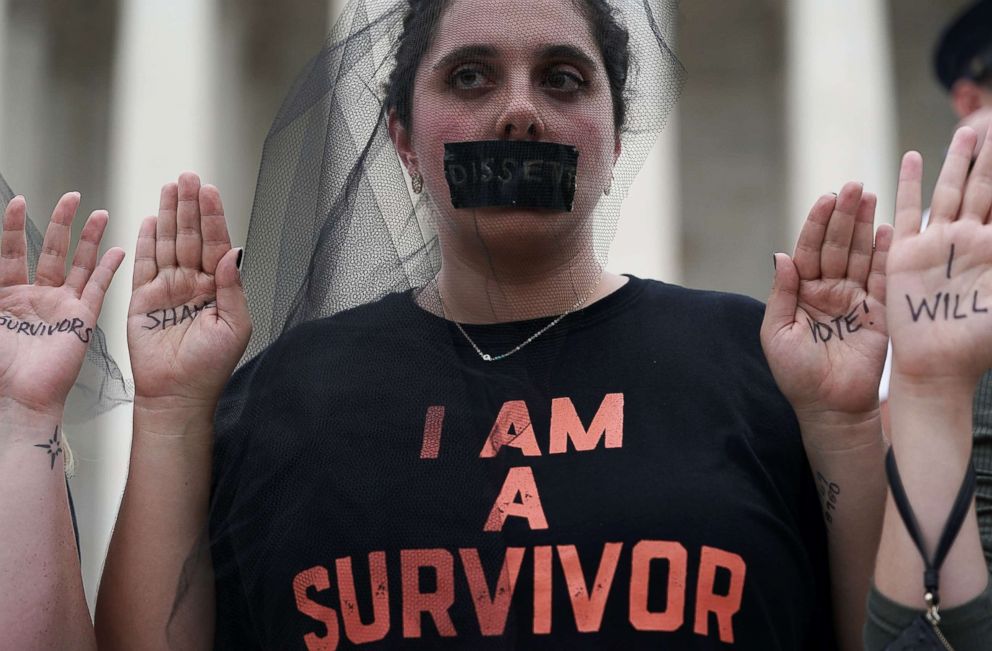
left=96, top=401, right=217, bottom=650
left=876, top=383, right=985, bottom=609
left=762, top=183, right=893, bottom=650
left=95, top=174, right=250, bottom=650
left=0, top=193, right=124, bottom=649
left=797, top=416, right=888, bottom=651
left=1, top=405, right=95, bottom=650
left=874, top=128, right=992, bottom=614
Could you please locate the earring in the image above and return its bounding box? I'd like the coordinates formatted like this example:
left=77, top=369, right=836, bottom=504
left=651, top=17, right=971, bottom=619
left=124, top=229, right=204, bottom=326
left=604, top=174, right=613, bottom=196
left=411, top=172, right=424, bottom=195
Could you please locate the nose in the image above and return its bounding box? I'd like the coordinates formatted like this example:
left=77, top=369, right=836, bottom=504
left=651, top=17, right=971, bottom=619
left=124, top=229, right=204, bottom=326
left=496, top=83, right=545, bottom=141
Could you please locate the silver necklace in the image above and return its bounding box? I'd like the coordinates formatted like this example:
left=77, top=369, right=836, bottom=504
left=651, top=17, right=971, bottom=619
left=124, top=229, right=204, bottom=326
left=439, top=273, right=604, bottom=362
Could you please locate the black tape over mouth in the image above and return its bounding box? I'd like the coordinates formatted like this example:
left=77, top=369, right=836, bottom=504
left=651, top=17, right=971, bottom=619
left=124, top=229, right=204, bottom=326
left=443, top=141, right=579, bottom=212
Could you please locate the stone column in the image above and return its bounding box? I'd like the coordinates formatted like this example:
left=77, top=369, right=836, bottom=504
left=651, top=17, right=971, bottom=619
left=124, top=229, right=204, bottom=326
left=611, top=118, right=682, bottom=283
left=786, top=0, right=897, bottom=242
left=0, top=0, right=7, bottom=146
left=88, top=0, right=222, bottom=610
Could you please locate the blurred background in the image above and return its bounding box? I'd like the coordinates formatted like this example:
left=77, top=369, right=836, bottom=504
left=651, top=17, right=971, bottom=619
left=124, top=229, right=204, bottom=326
left=0, top=0, right=974, bottom=611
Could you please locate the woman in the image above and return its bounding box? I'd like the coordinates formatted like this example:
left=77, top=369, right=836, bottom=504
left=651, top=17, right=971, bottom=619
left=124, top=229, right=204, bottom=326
left=91, top=1, right=891, bottom=648
left=84, top=1, right=985, bottom=650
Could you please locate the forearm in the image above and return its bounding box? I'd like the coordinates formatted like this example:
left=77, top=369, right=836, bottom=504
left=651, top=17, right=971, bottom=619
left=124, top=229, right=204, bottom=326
left=95, top=398, right=216, bottom=650
left=800, top=412, right=888, bottom=651
left=874, top=378, right=987, bottom=610
left=0, top=402, right=95, bottom=650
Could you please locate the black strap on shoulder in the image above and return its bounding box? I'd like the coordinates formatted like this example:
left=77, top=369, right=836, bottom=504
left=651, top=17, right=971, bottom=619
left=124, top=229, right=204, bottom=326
left=885, top=447, right=977, bottom=606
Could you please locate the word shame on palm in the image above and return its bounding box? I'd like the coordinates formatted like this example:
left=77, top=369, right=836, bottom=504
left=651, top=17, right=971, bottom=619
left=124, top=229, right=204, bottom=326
left=142, top=298, right=216, bottom=331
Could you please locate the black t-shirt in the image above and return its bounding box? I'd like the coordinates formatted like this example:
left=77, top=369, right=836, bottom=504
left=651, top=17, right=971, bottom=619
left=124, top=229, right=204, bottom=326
left=209, top=276, right=834, bottom=649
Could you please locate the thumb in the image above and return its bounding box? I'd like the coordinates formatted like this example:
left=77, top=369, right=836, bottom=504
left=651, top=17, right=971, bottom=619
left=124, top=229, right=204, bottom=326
left=215, top=247, right=249, bottom=330
left=763, top=253, right=800, bottom=337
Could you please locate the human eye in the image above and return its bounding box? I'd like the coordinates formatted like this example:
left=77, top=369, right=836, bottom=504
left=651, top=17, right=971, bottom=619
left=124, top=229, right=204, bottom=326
left=447, top=64, right=494, bottom=91
left=542, top=65, right=586, bottom=93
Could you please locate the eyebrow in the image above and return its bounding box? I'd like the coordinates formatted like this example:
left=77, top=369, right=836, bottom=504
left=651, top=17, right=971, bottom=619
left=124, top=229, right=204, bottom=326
left=431, top=43, right=598, bottom=72
left=535, top=44, right=598, bottom=70
left=432, top=45, right=498, bottom=71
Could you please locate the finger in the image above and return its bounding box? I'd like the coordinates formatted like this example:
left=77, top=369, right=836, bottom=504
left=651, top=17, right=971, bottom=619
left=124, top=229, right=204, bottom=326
left=821, top=181, right=864, bottom=279
left=156, top=182, right=179, bottom=269
left=132, top=216, right=158, bottom=290
left=930, top=127, right=979, bottom=225
left=846, top=192, right=878, bottom=286
left=35, top=191, right=81, bottom=287
left=200, top=184, right=232, bottom=275
left=176, top=172, right=203, bottom=270
left=867, top=223, right=893, bottom=307
left=961, top=122, right=992, bottom=224
left=793, top=194, right=837, bottom=281
left=80, top=247, right=126, bottom=315
left=1, top=196, right=29, bottom=286
left=65, top=210, right=110, bottom=296
left=894, top=152, right=924, bottom=241
left=763, top=252, right=800, bottom=336
left=214, top=247, right=249, bottom=332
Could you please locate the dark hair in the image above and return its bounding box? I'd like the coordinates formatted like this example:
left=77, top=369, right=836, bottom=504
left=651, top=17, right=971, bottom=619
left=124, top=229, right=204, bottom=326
left=384, top=0, right=631, bottom=132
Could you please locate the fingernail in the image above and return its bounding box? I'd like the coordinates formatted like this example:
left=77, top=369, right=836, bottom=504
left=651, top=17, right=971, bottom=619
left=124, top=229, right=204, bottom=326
left=772, top=253, right=777, bottom=271
left=236, top=248, right=244, bottom=270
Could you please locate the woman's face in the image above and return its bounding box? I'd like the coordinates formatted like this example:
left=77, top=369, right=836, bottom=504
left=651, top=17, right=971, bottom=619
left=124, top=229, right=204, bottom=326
left=398, top=0, right=620, bottom=263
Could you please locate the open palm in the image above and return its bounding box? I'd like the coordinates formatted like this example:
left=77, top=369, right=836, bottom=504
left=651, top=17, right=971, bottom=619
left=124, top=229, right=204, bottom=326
left=887, top=126, right=992, bottom=384
left=0, top=193, right=124, bottom=416
left=762, top=182, right=893, bottom=421
left=127, top=174, right=250, bottom=405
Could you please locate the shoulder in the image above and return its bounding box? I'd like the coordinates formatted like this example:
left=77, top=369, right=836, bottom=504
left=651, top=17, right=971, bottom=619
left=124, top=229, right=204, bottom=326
left=633, top=277, right=767, bottom=342
left=215, top=292, right=419, bottom=430
left=625, top=278, right=780, bottom=404
left=253, top=291, right=418, bottom=367
left=638, top=276, right=764, bottom=312
left=278, top=290, right=416, bottom=348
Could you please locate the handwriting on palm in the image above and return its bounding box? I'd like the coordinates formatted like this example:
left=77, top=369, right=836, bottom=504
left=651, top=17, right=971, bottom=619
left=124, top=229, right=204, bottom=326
left=127, top=174, right=250, bottom=403
left=761, top=183, right=892, bottom=418
left=886, top=126, right=992, bottom=383
left=0, top=193, right=124, bottom=415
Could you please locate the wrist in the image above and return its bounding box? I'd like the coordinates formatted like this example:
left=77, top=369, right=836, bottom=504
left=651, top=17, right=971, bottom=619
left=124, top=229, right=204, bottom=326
left=133, top=395, right=217, bottom=438
left=796, top=408, right=885, bottom=454
left=134, top=393, right=217, bottom=417
left=889, top=370, right=977, bottom=402
left=887, top=395, right=973, bottom=460
left=0, top=398, right=64, bottom=425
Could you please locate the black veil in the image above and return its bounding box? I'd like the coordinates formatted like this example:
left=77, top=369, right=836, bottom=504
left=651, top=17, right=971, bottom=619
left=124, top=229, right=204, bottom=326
left=187, top=0, right=686, bottom=646
left=239, top=0, right=683, bottom=359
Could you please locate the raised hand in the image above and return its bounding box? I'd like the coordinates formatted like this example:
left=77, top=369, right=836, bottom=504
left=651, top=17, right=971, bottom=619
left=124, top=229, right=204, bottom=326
left=886, top=125, right=992, bottom=389
left=761, top=182, right=893, bottom=428
left=870, top=126, right=992, bottom=621
left=0, top=192, right=125, bottom=418
left=127, top=173, right=251, bottom=407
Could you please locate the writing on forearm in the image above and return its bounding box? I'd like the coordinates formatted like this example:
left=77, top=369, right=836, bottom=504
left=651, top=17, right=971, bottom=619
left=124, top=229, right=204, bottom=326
left=34, top=426, right=62, bottom=470
left=815, top=471, right=841, bottom=526
left=0, top=314, right=93, bottom=343
left=143, top=299, right=215, bottom=331
left=806, top=300, right=871, bottom=345
left=905, top=243, right=990, bottom=322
